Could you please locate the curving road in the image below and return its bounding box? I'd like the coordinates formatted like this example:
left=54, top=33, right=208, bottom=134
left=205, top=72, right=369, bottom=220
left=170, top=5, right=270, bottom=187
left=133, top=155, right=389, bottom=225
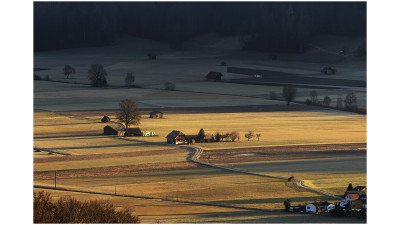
left=188, top=146, right=341, bottom=199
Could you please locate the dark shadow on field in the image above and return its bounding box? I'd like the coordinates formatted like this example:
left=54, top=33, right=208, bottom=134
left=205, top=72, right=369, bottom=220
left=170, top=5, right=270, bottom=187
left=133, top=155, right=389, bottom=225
left=226, top=157, right=366, bottom=173
left=34, top=122, right=97, bottom=126
left=34, top=135, right=116, bottom=141
left=47, top=141, right=163, bottom=150
left=34, top=134, right=101, bottom=139
left=204, top=196, right=333, bottom=205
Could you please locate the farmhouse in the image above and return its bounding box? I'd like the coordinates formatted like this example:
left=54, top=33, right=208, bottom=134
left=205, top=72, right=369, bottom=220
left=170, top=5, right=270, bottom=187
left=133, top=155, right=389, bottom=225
left=101, top=116, right=110, bottom=123
left=205, top=72, right=223, bottom=81
left=149, top=111, right=164, bottom=118
left=124, top=128, right=142, bottom=137
left=166, top=130, right=186, bottom=144
left=103, top=125, right=118, bottom=135
left=306, top=202, right=335, bottom=213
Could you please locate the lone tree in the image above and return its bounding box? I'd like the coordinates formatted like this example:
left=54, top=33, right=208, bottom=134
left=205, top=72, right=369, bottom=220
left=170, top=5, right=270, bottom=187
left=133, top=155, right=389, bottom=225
left=344, top=92, right=358, bottom=111
left=198, top=128, right=205, bottom=140
left=336, top=94, right=343, bottom=109
left=256, top=133, right=261, bottom=141
left=282, top=84, right=297, bottom=105
left=283, top=199, right=291, bottom=211
left=116, top=98, right=141, bottom=131
left=323, top=96, right=332, bottom=107
left=310, top=91, right=318, bottom=105
left=244, top=131, right=254, bottom=141
left=125, top=72, right=135, bottom=87
left=88, top=64, right=107, bottom=87
left=63, top=65, right=76, bottom=79
left=346, top=183, right=354, bottom=192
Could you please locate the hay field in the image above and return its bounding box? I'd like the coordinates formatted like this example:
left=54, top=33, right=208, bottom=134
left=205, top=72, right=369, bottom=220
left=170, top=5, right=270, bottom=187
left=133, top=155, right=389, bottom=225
left=34, top=109, right=365, bottom=223
left=34, top=188, right=362, bottom=223
left=136, top=110, right=366, bottom=149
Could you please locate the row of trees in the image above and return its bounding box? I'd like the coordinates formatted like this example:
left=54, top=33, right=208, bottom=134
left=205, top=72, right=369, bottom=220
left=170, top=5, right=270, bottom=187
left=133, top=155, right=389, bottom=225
left=34, top=191, right=139, bottom=223
left=269, top=85, right=362, bottom=113
left=198, top=129, right=261, bottom=142
left=304, top=90, right=359, bottom=112
left=61, top=64, right=136, bottom=87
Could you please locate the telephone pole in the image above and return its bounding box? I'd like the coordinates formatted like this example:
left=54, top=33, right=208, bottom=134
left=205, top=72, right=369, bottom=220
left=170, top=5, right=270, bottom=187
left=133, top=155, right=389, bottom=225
left=54, top=171, right=57, bottom=189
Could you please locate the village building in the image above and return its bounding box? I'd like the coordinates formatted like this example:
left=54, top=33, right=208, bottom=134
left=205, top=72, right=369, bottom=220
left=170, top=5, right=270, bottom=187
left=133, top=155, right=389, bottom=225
left=103, top=125, right=118, bottom=135
left=166, top=130, right=186, bottom=144
left=149, top=111, right=164, bottom=119
left=124, top=128, right=142, bottom=137
left=101, top=116, right=110, bottom=123
left=205, top=72, right=223, bottom=81
left=306, top=202, right=335, bottom=213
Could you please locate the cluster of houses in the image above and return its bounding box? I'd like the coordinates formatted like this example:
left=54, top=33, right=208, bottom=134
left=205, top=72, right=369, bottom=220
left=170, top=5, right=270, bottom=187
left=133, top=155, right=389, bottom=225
left=166, top=130, right=214, bottom=144
left=289, top=184, right=366, bottom=216
left=102, top=111, right=162, bottom=137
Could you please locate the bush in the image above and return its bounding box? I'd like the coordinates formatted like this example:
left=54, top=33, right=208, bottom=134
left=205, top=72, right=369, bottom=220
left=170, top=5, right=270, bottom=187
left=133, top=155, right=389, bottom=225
left=305, top=99, right=312, bottom=105
left=164, top=82, right=176, bottom=91
left=34, top=191, right=140, bottom=223
left=220, top=61, right=227, bottom=66
left=45, top=75, right=51, bottom=81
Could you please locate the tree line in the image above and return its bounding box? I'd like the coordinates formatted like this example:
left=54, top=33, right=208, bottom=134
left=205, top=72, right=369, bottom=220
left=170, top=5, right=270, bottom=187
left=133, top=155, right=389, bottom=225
left=34, top=2, right=366, bottom=52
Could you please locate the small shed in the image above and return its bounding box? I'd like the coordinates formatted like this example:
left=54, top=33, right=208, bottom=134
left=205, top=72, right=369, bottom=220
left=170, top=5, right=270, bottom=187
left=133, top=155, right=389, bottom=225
left=166, top=130, right=186, bottom=144
left=205, top=72, right=223, bottom=81
left=101, top=116, right=110, bottom=123
left=149, top=111, right=164, bottom=119
left=104, top=125, right=118, bottom=135
left=125, top=128, right=142, bottom=137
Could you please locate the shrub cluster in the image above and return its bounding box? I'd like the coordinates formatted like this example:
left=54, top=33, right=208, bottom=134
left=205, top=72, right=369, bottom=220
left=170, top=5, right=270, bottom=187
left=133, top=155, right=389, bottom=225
left=34, top=191, right=140, bottom=223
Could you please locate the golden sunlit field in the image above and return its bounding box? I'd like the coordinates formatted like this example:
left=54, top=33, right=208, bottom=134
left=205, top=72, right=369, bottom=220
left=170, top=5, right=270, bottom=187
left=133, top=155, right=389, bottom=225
left=34, top=108, right=366, bottom=223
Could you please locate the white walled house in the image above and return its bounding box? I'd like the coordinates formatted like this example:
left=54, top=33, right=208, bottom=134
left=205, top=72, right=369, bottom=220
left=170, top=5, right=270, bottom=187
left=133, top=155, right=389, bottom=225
left=306, top=203, right=317, bottom=213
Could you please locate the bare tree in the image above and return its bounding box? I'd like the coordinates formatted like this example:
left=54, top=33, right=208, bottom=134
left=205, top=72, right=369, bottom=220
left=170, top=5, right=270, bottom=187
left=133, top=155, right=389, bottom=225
left=256, top=133, right=261, bottom=141
left=344, top=92, right=358, bottom=111
left=336, top=94, right=343, bottom=109
left=116, top=98, right=141, bottom=131
left=230, top=131, right=240, bottom=142
left=310, top=91, right=318, bottom=105
left=88, top=64, right=107, bottom=87
left=244, top=131, right=254, bottom=141
left=282, top=84, right=297, bottom=105
left=63, top=65, right=76, bottom=79
left=323, top=96, right=332, bottom=107
left=125, top=72, right=135, bottom=87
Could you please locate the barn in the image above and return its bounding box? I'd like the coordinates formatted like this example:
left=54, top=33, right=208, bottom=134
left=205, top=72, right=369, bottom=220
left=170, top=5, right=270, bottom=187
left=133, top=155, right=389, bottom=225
left=166, top=130, right=186, bottom=144
left=205, top=72, right=223, bottom=81
left=124, top=128, right=142, bottom=137
left=101, top=116, right=110, bottom=123
left=103, top=125, right=118, bottom=135
left=149, top=111, right=164, bottom=119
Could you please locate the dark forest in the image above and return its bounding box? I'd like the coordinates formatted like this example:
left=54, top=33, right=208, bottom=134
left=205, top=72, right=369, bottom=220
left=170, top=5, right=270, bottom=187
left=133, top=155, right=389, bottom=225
left=34, top=2, right=366, bottom=53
